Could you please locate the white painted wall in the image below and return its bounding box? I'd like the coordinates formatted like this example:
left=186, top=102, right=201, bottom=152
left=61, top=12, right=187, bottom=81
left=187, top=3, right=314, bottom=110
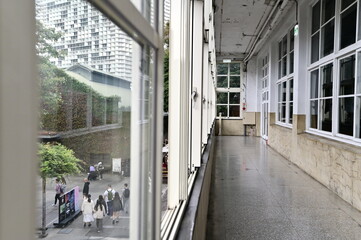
left=245, top=57, right=258, bottom=112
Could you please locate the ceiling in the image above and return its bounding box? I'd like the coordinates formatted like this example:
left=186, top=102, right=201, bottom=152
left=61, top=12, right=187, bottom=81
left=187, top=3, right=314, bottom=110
left=214, top=0, right=276, bottom=60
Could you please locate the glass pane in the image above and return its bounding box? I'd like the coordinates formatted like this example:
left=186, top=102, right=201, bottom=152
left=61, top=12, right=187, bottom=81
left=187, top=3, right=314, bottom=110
left=217, top=63, right=228, bottom=75
left=217, top=92, right=228, bottom=104
left=278, top=103, right=282, bottom=121
left=281, top=103, right=286, bottom=123
left=341, top=0, right=356, bottom=11
left=230, top=76, right=241, bottom=88
left=289, top=79, right=294, bottom=101
left=340, top=55, right=355, bottom=95
left=311, top=33, right=320, bottom=63
left=321, top=63, right=333, bottom=97
left=311, top=70, right=319, bottom=99
left=356, top=97, right=361, bottom=138
left=340, top=3, right=357, bottom=49
left=312, top=2, right=321, bottom=34
left=322, top=0, right=335, bottom=24
left=289, top=51, right=294, bottom=74
left=282, top=35, right=287, bottom=57
left=217, top=105, right=227, bottom=117
left=357, top=52, right=361, bottom=94
left=320, top=99, right=332, bottom=132
left=229, top=63, right=240, bottom=75
left=282, top=57, right=287, bottom=77
left=217, top=76, right=228, bottom=88
left=278, top=84, right=281, bottom=102
left=229, top=92, right=240, bottom=104
left=339, top=97, right=354, bottom=136
left=278, top=61, right=282, bottom=79
left=289, top=102, right=293, bottom=124
left=278, top=41, right=282, bottom=60
left=282, top=81, right=287, bottom=102
left=321, top=20, right=334, bottom=57
left=229, top=105, right=240, bottom=117
left=290, top=28, right=294, bottom=51
left=310, top=100, right=319, bottom=128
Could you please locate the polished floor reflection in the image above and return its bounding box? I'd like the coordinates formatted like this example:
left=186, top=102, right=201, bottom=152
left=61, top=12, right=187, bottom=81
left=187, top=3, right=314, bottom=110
left=207, top=136, right=361, bottom=240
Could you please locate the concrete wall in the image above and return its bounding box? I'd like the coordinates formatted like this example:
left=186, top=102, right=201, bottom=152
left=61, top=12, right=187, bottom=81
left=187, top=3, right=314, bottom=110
left=216, top=119, right=244, bottom=135
left=268, top=114, right=361, bottom=212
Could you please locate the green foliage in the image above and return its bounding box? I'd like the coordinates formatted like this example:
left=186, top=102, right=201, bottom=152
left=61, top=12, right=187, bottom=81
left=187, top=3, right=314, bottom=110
left=38, top=143, right=83, bottom=179
left=36, top=20, right=63, bottom=60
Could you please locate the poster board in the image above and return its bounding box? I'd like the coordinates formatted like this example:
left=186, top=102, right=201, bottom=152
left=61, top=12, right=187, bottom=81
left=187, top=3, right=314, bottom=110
left=112, top=158, right=122, bottom=173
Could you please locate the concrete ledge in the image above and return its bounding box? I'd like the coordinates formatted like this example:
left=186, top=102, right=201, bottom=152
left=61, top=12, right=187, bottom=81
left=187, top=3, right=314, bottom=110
left=176, top=125, right=216, bottom=240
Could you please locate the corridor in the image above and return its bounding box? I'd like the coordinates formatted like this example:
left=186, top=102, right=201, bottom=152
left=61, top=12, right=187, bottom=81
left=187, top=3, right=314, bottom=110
left=206, top=136, right=361, bottom=240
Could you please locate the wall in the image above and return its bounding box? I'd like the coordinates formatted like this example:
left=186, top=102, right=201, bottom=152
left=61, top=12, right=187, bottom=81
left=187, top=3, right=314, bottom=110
left=215, top=119, right=244, bottom=135
left=268, top=114, right=361, bottom=212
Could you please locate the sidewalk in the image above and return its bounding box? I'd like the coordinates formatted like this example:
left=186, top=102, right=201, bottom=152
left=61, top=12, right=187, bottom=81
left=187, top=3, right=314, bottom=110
left=36, top=172, right=130, bottom=239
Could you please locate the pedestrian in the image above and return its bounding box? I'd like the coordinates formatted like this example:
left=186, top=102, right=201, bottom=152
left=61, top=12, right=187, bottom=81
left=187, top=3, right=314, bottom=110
left=122, top=183, right=130, bottom=214
left=81, top=194, right=94, bottom=228
left=94, top=195, right=107, bottom=233
left=52, top=178, right=62, bottom=206
left=103, top=184, right=116, bottom=216
left=111, top=192, right=123, bottom=224
left=96, top=162, right=104, bottom=180
left=82, top=178, right=90, bottom=199
left=88, top=165, right=96, bottom=181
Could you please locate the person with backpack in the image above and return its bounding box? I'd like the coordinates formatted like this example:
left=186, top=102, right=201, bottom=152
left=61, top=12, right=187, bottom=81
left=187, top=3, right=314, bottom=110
left=122, top=183, right=130, bottom=214
left=103, top=184, right=115, bottom=216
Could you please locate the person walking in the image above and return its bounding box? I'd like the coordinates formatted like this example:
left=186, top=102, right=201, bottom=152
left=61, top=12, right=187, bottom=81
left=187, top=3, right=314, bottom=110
left=103, top=184, right=116, bottom=216
left=94, top=195, right=107, bottom=233
left=82, top=178, right=90, bottom=199
left=111, top=192, right=123, bottom=224
left=52, top=178, right=62, bottom=206
left=81, top=194, right=94, bottom=227
left=122, top=183, right=130, bottom=214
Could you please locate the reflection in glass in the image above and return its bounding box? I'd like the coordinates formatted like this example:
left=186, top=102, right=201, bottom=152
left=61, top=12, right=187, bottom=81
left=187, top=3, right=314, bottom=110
left=281, top=103, right=286, bottom=123
left=230, top=76, right=240, bottom=88
left=311, top=33, right=320, bottom=63
left=282, top=36, right=287, bottom=57
left=289, top=79, right=293, bottom=101
left=282, top=57, right=287, bottom=77
left=229, top=63, right=240, bottom=75
left=229, top=105, right=240, bottom=117
left=229, top=92, right=240, bottom=104
left=278, top=84, right=282, bottom=102
left=341, top=0, right=355, bottom=11
left=289, top=102, right=293, bottom=124
left=278, top=41, right=282, bottom=60
left=311, top=69, right=319, bottom=99
left=312, top=2, right=320, bottom=34
left=217, top=64, right=228, bottom=75
left=340, top=55, right=355, bottom=95
left=290, top=28, right=294, bottom=51
left=320, top=99, right=332, bottom=132
left=278, top=61, right=282, bottom=79
left=217, top=76, right=228, bottom=88
left=282, top=81, right=287, bottom=102
left=321, top=63, right=333, bottom=97
left=217, top=105, right=227, bottom=117
left=356, top=97, right=361, bottom=138
left=339, top=97, right=354, bottom=136
left=340, top=3, right=357, bottom=49
left=321, top=20, right=334, bottom=57
left=310, top=100, right=318, bottom=128
left=289, top=51, right=294, bottom=74
left=357, top=52, right=361, bottom=93
left=217, top=92, right=228, bottom=104
left=322, top=0, right=335, bottom=24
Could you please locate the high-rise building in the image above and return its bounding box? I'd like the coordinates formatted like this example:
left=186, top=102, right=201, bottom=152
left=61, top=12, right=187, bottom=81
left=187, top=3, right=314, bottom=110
left=36, top=0, right=132, bottom=81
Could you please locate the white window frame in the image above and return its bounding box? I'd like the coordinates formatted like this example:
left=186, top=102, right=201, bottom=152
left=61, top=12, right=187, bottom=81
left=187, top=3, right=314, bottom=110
left=216, top=62, right=242, bottom=119
left=307, top=0, right=361, bottom=146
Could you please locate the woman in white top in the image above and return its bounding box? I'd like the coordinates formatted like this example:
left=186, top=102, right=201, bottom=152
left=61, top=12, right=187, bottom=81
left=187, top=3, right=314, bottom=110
left=81, top=194, right=94, bottom=227
left=93, top=195, right=107, bottom=233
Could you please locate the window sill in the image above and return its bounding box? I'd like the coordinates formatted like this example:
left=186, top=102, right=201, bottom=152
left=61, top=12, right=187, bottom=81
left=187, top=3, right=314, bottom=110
left=305, top=129, right=361, bottom=149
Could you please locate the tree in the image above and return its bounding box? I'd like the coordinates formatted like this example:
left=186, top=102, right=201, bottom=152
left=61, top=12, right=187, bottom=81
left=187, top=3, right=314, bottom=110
left=38, top=143, right=83, bottom=238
